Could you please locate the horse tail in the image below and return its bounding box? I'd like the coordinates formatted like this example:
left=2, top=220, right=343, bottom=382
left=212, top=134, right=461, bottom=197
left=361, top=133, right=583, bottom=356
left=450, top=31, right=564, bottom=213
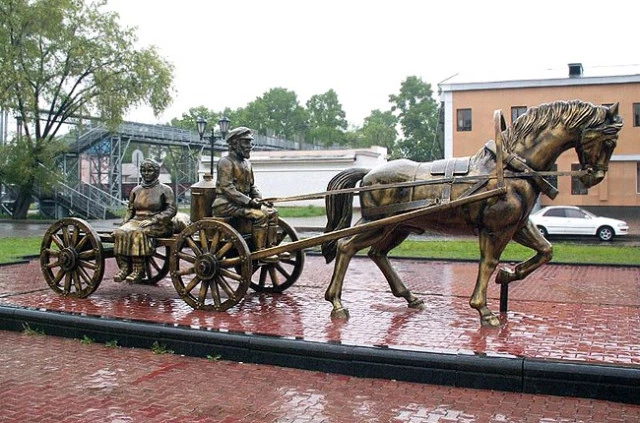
left=321, top=167, right=370, bottom=264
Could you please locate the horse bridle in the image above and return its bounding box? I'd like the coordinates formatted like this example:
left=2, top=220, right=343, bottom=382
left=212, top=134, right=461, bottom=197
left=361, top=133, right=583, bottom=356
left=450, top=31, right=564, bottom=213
left=575, top=124, right=621, bottom=175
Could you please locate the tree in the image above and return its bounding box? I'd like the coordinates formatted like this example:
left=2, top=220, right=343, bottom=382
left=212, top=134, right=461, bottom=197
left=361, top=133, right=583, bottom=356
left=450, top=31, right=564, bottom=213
left=170, top=106, right=215, bottom=131
left=358, top=109, right=398, bottom=152
left=306, top=89, right=347, bottom=146
left=0, top=0, right=174, bottom=218
left=238, top=88, right=308, bottom=139
left=388, top=76, right=441, bottom=162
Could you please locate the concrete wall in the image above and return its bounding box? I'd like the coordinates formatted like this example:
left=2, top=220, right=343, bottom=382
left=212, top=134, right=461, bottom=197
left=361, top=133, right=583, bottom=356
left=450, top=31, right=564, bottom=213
left=215, top=146, right=388, bottom=208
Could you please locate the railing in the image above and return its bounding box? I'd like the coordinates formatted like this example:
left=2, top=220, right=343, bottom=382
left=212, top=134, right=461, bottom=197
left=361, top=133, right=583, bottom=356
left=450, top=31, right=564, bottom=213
left=52, top=186, right=110, bottom=220
left=74, top=181, right=128, bottom=211
left=37, top=164, right=126, bottom=219
left=60, top=127, right=109, bottom=152
left=253, top=134, right=303, bottom=150
left=61, top=121, right=307, bottom=152
left=117, top=122, right=200, bottom=143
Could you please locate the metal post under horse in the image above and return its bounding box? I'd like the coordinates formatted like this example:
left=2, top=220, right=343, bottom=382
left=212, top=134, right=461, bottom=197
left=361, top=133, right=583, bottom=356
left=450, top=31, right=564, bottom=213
left=322, top=100, right=622, bottom=327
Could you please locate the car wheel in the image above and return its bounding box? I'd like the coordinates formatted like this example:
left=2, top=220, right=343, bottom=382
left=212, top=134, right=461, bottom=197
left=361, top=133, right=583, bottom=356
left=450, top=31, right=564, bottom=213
left=536, top=225, right=548, bottom=238
left=597, top=226, right=614, bottom=242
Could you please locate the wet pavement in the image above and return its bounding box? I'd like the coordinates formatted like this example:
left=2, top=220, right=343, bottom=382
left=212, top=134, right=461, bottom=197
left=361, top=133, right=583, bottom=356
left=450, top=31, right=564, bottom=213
left=2, top=329, right=640, bottom=423
left=1, top=217, right=640, bottom=421
left=1, top=253, right=640, bottom=421
left=2, top=257, right=640, bottom=365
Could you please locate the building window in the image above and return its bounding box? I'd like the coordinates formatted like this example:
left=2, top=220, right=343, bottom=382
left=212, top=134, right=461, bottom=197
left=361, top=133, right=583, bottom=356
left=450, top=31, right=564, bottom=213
left=511, top=106, right=527, bottom=123
left=571, top=163, right=588, bottom=195
left=634, top=103, right=640, bottom=127
left=637, top=162, right=640, bottom=194
left=457, top=109, right=472, bottom=131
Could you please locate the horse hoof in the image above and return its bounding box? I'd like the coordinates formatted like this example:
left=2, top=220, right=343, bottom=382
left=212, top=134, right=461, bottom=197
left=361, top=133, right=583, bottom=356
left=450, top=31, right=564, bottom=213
left=331, top=307, right=350, bottom=319
left=408, top=298, right=425, bottom=310
left=481, top=314, right=500, bottom=327
left=495, top=268, right=513, bottom=285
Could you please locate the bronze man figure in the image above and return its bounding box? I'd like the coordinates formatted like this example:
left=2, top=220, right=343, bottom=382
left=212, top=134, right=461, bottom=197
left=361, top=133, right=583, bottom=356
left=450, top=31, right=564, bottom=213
left=212, top=127, right=281, bottom=262
left=113, top=158, right=177, bottom=283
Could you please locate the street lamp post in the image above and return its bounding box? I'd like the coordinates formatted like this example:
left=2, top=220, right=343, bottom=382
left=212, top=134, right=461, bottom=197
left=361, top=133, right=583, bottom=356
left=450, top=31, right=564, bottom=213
left=196, top=116, right=231, bottom=178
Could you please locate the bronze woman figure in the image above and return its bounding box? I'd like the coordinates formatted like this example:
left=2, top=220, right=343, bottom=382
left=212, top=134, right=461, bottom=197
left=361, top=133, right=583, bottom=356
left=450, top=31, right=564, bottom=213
left=113, top=158, right=177, bottom=283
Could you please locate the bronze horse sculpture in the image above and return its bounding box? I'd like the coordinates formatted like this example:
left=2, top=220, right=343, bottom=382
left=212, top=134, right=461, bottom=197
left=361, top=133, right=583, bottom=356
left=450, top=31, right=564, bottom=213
left=321, top=100, right=623, bottom=327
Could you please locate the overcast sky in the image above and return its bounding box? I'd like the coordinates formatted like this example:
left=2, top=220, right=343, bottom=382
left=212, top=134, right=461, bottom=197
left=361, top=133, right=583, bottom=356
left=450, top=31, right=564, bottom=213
left=106, top=0, right=640, bottom=128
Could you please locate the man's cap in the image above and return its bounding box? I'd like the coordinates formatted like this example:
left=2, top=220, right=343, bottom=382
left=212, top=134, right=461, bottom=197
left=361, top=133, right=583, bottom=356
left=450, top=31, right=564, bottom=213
left=226, top=127, right=254, bottom=143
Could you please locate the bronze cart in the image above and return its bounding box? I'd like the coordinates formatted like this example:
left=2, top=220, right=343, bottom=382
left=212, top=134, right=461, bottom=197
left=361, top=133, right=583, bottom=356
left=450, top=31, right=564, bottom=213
left=40, top=216, right=305, bottom=311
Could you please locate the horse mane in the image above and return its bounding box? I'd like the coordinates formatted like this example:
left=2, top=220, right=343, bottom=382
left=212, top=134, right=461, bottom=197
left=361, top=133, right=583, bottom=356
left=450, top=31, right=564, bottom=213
left=503, top=100, right=608, bottom=152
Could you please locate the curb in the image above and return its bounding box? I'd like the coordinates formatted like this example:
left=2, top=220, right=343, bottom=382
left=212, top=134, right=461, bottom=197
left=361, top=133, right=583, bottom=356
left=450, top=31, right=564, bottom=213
left=1, top=305, right=638, bottom=405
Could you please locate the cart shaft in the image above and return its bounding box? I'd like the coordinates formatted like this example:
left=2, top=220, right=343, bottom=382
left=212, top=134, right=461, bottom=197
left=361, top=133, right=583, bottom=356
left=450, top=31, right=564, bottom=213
left=251, top=186, right=507, bottom=261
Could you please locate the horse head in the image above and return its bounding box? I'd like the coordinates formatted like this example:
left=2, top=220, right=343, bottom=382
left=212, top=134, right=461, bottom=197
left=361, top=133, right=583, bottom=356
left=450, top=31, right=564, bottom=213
left=575, top=102, right=623, bottom=187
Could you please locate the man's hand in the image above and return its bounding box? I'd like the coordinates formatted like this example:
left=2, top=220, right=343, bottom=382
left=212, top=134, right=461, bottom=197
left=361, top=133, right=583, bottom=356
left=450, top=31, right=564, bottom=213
left=139, top=219, right=154, bottom=228
left=249, top=198, right=262, bottom=209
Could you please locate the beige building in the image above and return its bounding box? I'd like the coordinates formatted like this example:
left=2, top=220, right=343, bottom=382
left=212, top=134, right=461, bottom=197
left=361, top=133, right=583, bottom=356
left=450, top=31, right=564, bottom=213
left=438, top=63, right=640, bottom=218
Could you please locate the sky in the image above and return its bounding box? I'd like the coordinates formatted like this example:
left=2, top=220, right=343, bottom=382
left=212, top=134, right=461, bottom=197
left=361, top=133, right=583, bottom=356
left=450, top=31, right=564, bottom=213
left=105, top=0, right=640, bottom=129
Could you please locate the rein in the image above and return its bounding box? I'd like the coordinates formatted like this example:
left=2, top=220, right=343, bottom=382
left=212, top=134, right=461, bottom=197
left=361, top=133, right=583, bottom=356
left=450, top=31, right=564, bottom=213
left=262, top=168, right=588, bottom=204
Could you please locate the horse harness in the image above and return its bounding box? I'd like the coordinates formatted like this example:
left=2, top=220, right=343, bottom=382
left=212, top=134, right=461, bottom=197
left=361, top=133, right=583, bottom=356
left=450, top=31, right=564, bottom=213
left=360, top=140, right=558, bottom=220
left=484, top=140, right=559, bottom=199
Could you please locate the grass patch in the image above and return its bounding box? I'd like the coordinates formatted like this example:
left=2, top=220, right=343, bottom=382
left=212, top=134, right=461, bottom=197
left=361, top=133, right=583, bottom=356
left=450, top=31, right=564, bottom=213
left=2, top=232, right=639, bottom=266
left=276, top=205, right=325, bottom=218
left=389, top=239, right=640, bottom=265
left=22, top=323, right=45, bottom=336
left=105, top=340, right=119, bottom=348
left=0, top=237, right=42, bottom=264
left=80, top=335, right=95, bottom=345
left=151, top=341, right=173, bottom=355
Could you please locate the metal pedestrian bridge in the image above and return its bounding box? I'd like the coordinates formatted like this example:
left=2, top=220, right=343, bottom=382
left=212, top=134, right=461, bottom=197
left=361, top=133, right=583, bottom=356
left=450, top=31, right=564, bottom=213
left=43, top=121, right=307, bottom=219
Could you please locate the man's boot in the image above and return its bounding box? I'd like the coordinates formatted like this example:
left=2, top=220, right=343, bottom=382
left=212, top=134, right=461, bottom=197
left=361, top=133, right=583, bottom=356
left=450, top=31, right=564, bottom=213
left=253, top=227, right=279, bottom=263
left=126, top=257, right=145, bottom=283
left=113, top=256, right=131, bottom=282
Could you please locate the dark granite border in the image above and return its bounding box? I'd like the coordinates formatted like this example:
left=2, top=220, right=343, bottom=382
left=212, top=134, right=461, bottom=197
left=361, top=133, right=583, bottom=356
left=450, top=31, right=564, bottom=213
left=1, top=305, right=638, bottom=404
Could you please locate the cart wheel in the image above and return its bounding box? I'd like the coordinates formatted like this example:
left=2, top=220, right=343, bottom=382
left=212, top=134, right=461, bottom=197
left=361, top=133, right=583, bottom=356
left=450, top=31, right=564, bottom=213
left=139, top=245, right=170, bottom=285
left=40, top=217, right=104, bottom=298
left=171, top=220, right=251, bottom=311
left=250, top=218, right=305, bottom=293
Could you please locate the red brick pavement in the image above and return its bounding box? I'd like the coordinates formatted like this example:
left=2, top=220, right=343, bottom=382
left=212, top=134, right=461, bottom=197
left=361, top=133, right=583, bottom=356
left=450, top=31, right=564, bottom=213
left=1, top=257, right=639, bottom=365
left=2, top=330, right=640, bottom=422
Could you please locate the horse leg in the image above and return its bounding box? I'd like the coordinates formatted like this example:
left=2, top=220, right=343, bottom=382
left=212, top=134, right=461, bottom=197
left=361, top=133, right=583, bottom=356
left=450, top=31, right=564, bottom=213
left=368, top=228, right=424, bottom=310
left=470, top=229, right=512, bottom=327
left=495, top=220, right=553, bottom=285
left=325, top=227, right=384, bottom=319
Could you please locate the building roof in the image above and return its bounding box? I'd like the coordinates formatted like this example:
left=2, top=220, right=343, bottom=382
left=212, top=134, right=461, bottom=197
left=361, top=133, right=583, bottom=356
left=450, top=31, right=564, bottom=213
left=247, top=146, right=388, bottom=164
left=438, top=63, right=640, bottom=92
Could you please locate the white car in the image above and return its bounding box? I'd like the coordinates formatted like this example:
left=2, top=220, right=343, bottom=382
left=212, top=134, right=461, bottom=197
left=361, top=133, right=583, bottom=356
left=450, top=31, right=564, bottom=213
left=529, top=206, right=629, bottom=242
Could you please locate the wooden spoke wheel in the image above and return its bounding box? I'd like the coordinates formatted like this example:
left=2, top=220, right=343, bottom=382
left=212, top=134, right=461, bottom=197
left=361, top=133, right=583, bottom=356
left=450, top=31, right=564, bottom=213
left=171, top=220, right=251, bottom=311
left=139, top=245, right=170, bottom=285
left=40, top=218, right=104, bottom=298
left=250, top=218, right=305, bottom=293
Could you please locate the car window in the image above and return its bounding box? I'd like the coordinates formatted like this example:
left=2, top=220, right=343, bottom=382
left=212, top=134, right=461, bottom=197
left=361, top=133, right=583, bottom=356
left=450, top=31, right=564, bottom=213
left=566, top=209, right=586, bottom=219
left=544, top=209, right=565, bottom=217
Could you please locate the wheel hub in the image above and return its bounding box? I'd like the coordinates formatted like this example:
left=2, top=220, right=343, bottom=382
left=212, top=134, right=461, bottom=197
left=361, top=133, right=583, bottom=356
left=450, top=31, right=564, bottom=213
left=194, top=253, right=219, bottom=280
left=59, top=247, right=79, bottom=272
